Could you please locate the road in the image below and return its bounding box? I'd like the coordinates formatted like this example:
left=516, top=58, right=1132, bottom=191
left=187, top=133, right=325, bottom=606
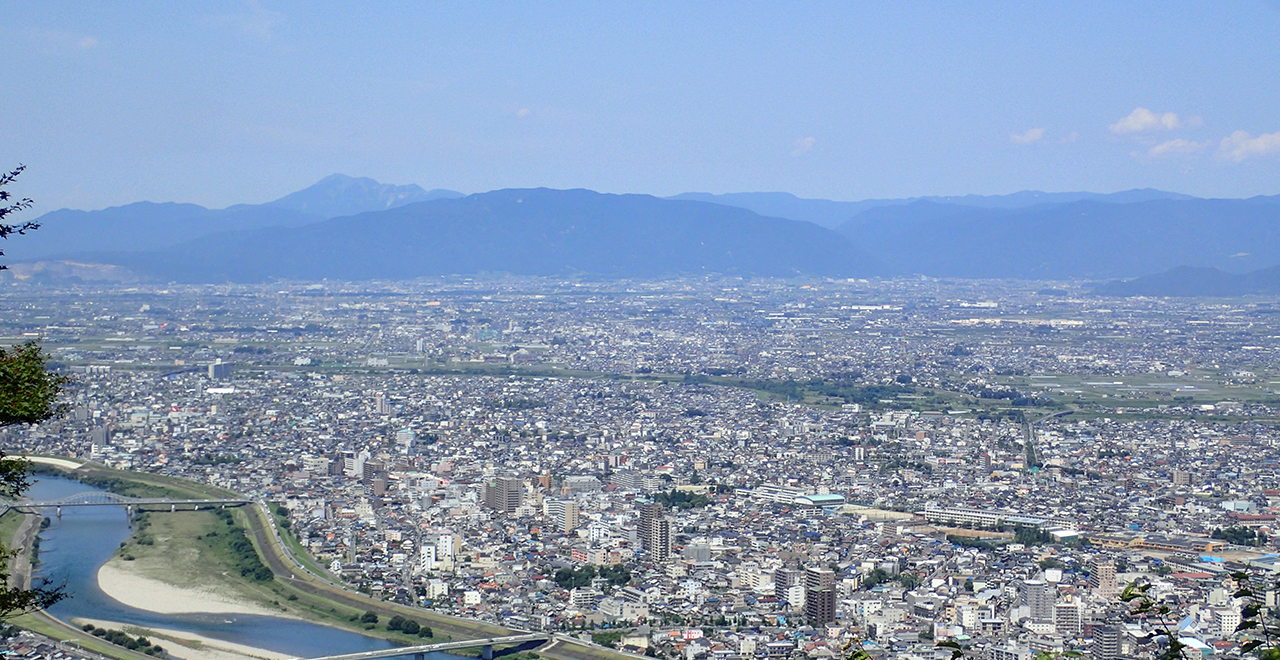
left=243, top=505, right=642, bottom=660
left=27, top=457, right=639, bottom=660
left=241, top=503, right=512, bottom=643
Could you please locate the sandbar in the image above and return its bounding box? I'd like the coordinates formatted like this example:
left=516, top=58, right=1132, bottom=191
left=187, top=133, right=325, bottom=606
left=97, top=561, right=286, bottom=617
left=19, top=455, right=84, bottom=470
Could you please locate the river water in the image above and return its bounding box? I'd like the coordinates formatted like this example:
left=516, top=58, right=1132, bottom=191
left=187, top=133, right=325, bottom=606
left=28, top=474, right=461, bottom=660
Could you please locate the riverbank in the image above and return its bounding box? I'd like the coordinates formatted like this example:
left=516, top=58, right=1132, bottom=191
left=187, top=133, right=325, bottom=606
left=24, top=459, right=628, bottom=660
left=72, top=617, right=292, bottom=660
left=27, top=464, right=459, bottom=643
left=6, top=510, right=40, bottom=591
left=99, top=505, right=300, bottom=619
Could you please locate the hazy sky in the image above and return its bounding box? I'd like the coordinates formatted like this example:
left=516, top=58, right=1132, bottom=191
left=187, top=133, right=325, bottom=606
left=4, top=2, right=1280, bottom=213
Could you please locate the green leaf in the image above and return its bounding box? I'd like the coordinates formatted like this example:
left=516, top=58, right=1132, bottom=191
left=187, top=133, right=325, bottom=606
left=0, top=341, right=69, bottom=430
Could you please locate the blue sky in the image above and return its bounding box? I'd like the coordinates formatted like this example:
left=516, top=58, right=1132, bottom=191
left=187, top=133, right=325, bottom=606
left=3, top=2, right=1279, bottom=213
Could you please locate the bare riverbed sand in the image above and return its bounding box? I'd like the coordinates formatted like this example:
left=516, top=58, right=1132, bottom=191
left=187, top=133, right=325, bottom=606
left=72, top=617, right=293, bottom=660
left=97, top=561, right=286, bottom=617
left=19, top=455, right=84, bottom=470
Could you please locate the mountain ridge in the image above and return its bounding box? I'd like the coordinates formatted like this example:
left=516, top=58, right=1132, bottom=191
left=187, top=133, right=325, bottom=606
left=1094, top=265, right=1280, bottom=297
left=669, top=188, right=1200, bottom=228
left=7, top=174, right=463, bottom=262
left=258, top=173, right=463, bottom=218
left=836, top=197, right=1280, bottom=279
left=71, top=188, right=871, bottom=282
left=10, top=176, right=1280, bottom=284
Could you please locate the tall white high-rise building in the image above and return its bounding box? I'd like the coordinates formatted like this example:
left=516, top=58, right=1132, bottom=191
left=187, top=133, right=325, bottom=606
left=1020, top=579, right=1054, bottom=623
left=395, top=428, right=416, bottom=453
left=1089, top=558, right=1117, bottom=597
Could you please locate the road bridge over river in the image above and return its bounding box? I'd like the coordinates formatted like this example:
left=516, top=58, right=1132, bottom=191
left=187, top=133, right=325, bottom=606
left=300, top=633, right=551, bottom=660
left=0, top=491, right=253, bottom=517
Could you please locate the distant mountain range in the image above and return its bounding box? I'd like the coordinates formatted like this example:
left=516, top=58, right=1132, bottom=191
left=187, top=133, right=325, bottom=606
left=5, top=174, right=463, bottom=261
left=669, top=189, right=1201, bottom=229
left=836, top=197, right=1280, bottom=279
left=7, top=174, right=1280, bottom=286
left=1094, top=265, right=1280, bottom=297
left=67, top=188, right=868, bottom=282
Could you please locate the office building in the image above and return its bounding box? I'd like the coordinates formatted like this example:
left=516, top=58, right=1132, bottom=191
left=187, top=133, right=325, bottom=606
left=394, top=428, right=416, bottom=453
left=1089, top=558, right=1117, bottom=598
left=804, top=565, right=836, bottom=623
left=544, top=499, right=580, bottom=534
left=639, top=502, right=671, bottom=561
left=1091, top=626, right=1121, bottom=660
left=484, top=476, right=522, bottom=515
left=208, top=360, right=232, bottom=380
left=1020, top=579, right=1054, bottom=623
left=1054, top=601, right=1082, bottom=637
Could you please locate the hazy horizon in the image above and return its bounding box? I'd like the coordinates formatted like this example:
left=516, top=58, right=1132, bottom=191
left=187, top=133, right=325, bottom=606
left=27, top=175, right=1265, bottom=215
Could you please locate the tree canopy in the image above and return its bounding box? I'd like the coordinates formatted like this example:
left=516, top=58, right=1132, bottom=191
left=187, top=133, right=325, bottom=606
left=0, top=164, right=69, bottom=618
left=0, top=165, right=38, bottom=270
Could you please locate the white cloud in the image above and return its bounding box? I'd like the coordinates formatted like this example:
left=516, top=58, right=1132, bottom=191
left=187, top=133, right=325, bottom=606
left=1148, top=138, right=1208, bottom=157
left=29, top=28, right=101, bottom=54
left=791, top=136, right=815, bottom=156
left=1218, top=130, right=1280, bottom=162
left=1010, top=128, right=1045, bottom=145
left=1110, top=107, right=1182, bottom=134
left=516, top=108, right=531, bottom=118
left=210, top=1, right=284, bottom=41
left=1059, top=131, right=1080, bottom=144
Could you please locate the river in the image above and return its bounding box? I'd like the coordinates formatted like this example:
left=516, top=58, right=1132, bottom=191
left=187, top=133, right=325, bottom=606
left=28, top=474, right=463, bottom=660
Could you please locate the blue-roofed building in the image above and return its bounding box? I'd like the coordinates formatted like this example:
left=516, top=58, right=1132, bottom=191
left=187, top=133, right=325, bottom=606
left=794, top=493, right=846, bottom=508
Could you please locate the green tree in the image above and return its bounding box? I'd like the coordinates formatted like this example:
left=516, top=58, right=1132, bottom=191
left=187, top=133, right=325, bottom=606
left=0, top=449, right=67, bottom=618
left=554, top=564, right=597, bottom=589
left=1224, top=570, right=1280, bottom=659
left=0, top=165, right=68, bottom=619
left=1120, top=581, right=1186, bottom=660
left=0, top=165, right=38, bottom=269
left=599, top=563, right=631, bottom=585
left=0, top=342, right=69, bottom=429
left=360, top=610, right=379, bottom=624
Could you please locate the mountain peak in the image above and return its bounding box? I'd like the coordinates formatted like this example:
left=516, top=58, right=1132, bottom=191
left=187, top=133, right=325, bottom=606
left=267, top=174, right=463, bottom=218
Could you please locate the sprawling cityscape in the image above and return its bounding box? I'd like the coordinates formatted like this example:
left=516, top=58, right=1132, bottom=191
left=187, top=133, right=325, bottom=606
left=6, top=5, right=1280, bottom=660
left=4, top=277, right=1280, bottom=660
